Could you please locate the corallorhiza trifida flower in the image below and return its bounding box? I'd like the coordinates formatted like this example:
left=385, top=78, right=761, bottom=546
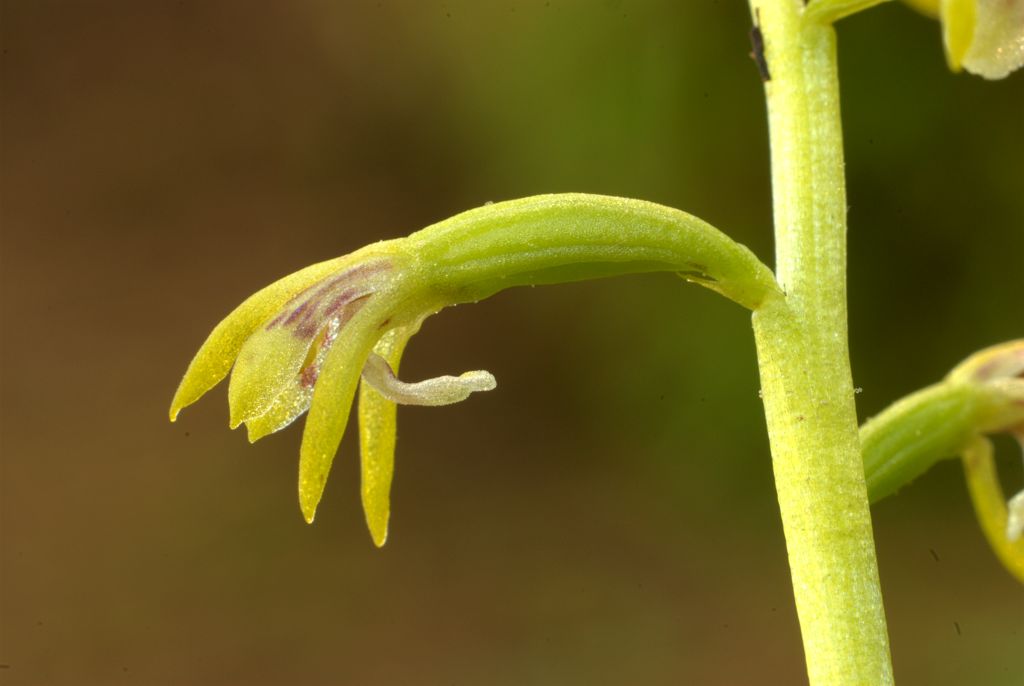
left=170, top=195, right=779, bottom=545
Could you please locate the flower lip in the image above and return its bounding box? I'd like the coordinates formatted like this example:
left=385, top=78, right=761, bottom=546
left=361, top=352, right=496, bottom=406
left=228, top=259, right=395, bottom=431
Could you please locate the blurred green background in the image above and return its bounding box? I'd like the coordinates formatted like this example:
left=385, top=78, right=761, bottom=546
left=2, top=1, right=1022, bottom=684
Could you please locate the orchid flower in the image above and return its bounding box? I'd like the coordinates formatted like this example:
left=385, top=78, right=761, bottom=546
left=170, top=193, right=779, bottom=545
left=862, top=339, right=1024, bottom=581
left=949, top=341, right=1024, bottom=579
left=903, top=0, right=1024, bottom=78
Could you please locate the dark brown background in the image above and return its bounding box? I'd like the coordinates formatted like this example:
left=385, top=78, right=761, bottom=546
left=2, top=1, right=1022, bottom=684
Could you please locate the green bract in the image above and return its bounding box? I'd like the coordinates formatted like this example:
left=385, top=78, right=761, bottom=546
left=171, top=193, right=778, bottom=544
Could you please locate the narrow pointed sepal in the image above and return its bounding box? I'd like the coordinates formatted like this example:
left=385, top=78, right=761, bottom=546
left=940, top=0, right=977, bottom=71
left=298, top=305, right=386, bottom=524
left=961, top=437, right=1024, bottom=583
left=358, top=325, right=418, bottom=546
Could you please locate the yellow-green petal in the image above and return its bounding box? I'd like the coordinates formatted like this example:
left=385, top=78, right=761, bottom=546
left=903, top=0, right=939, bottom=17
left=298, top=304, right=388, bottom=523
left=243, top=378, right=314, bottom=442
left=229, top=327, right=319, bottom=428
left=358, top=324, right=419, bottom=547
left=962, top=437, right=1024, bottom=583
left=242, top=317, right=363, bottom=442
left=941, top=0, right=977, bottom=71
left=169, top=254, right=350, bottom=421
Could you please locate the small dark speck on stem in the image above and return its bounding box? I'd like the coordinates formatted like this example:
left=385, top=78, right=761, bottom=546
left=749, top=11, right=770, bottom=82
left=929, top=548, right=940, bottom=562
left=954, top=621, right=962, bottom=635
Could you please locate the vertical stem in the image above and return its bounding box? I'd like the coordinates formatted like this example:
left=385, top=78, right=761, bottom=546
left=748, top=1, right=893, bottom=683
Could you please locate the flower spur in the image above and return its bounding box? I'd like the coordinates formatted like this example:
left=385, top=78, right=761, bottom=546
left=170, top=193, right=780, bottom=545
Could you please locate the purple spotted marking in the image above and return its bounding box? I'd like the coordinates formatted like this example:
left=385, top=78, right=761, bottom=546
left=295, top=293, right=371, bottom=389
left=300, top=360, right=320, bottom=389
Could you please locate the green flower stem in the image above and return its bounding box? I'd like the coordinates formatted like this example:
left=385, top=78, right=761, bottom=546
left=406, top=194, right=779, bottom=310
left=863, top=383, right=982, bottom=502
left=862, top=340, right=1024, bottom=506
left=861, top=380, right=1019, bottom=503
left=749, top=2, right=893, bottom=683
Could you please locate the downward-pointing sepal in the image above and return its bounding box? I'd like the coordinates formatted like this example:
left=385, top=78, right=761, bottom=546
left=357, top=325, right=418, bottom=547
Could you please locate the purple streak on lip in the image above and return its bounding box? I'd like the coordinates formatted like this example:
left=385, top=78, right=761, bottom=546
left=973, top=349, right=1024, bottom=382
left=283, top=299, right=312, bottom=326
left=322, top=288, right=365, bottom=320
left=316, top=259, right=391, bottom=293
left=300, top=362, right=320, bottom=389
left=295, top=292, right=371, bottom=339
left=265, top=259, right=391, bottom=332
left=296, top=295, right=372, bottom=389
